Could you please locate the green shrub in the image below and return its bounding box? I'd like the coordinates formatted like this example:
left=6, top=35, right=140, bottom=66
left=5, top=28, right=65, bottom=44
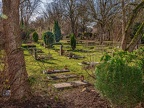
left=42, top=31, right=54, bottom=48
left=21, top=28, right=35, bottom=43
left=70, top=33, right=76, bottom=50
left=32, top=31, right=39, bottom=42
left=53, top=21, right=61, bottom=42
left=135, top=47, right=144, bottom=73
left=95, top=51, right=143, bottom=107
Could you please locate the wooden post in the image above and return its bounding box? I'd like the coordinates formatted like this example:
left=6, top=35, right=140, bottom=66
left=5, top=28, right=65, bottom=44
left=44, top=43, right=46, bottom=48
left=60, top=45, right=63, bottom=56
left=33, top=48, right=37, bottom=60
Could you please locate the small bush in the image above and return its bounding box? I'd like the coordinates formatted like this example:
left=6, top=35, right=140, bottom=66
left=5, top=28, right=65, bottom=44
left=42, top=31, right=54, bottom=48
left=32, top=31, right=39, bottom=42
left=70, top=33, right=76, bottom=50
left=21, top=28, right=35, bottom=43
left=135, top=47, right=144, bottom=73
left=53, top=21, right=61, bottom=42
left=95, top=51, right=143, bottom=107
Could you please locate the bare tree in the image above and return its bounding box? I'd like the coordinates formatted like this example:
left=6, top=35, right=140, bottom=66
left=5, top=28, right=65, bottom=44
left=42, top=0, right=64, bottom=31
left=120, top=0, right=144, bottom=51
left=40, top=0, right=81, bottom=36
left=88, top=0, right=120, bottom=43
left=20, top=0, right=41, bottom=27
left=0, top=1, right=2, bottom=13
left=125, top=1, right=144, bottom=52
left=77, top=0, right=91, bottom=33
left=61, top=0, right=79, bottom=36
left=121, top=0, right=128, bottom=50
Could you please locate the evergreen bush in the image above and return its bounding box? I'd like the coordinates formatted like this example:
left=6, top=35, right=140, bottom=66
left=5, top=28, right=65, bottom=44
left=136, top=47, right=144, bottom=73
left=21, top=28, right=35, bottom=43
left=70, top=33, right=76, bottom=50
left=95, top=51, right=143, bottom=107
left=32, top=31, right=38, bottom=42
left=42, top=31, right=54, bottom=48
left=53, top=21, right=61, bottom=42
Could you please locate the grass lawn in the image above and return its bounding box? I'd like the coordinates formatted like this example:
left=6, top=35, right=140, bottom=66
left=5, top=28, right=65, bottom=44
left=23, top=40, right=111, bottom=91
left=1, top=41, right=144, bottom=107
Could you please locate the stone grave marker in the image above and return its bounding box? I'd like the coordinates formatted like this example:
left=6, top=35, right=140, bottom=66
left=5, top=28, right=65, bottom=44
left=43, top=69, right=70, bottom=74
left=47, top=74, right=78, bottom=80
left=60, top=45, right=63, bottom=56
left=53, top=80, right=89, bottom=89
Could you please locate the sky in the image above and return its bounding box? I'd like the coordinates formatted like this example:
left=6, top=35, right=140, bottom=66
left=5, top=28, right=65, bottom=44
left=0, top=0, right=53, bottom=20
left=0, top=0, right=54, bottom=20
left=0, top=0, right=53, bottom=5
left=0, top=0, right=53, bottom=3
left=42, top=0, right=53, bottom=3
left=32, top=0, right=54, bottom=20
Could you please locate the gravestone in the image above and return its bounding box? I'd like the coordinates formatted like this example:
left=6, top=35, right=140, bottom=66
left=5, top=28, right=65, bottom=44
left=47, top=74, right=78, bottom=80
left=33, top=48, right=37, bottom=60
left=43, top=69, right=70, bottom=74
left=60, top=45, right=63, bottom=56
left=53, top=82, right=73, bottom=89
left=53, top=80, right=88, bottom=89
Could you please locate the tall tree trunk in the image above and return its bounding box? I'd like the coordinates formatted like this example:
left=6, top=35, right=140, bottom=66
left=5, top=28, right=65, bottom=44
left=2, top=0, right=30, bottom=99
left=0, top=19, right=4, bottom=96
left=121, top=0, right=127, bottom=50
left=126, top=22, right=144, bottom=52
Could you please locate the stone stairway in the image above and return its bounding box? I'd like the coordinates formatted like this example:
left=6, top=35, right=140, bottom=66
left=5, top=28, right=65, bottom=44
left=43, top=69, right=89, bottom=89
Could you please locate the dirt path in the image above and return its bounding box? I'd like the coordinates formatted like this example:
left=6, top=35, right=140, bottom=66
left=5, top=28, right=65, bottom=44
left=0, top=86, right=110, bottom=108
left=58, top=86, right=110, bottom=108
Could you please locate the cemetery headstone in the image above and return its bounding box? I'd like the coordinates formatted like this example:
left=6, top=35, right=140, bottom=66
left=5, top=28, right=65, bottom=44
left=60, top=45, right=63, bottom=56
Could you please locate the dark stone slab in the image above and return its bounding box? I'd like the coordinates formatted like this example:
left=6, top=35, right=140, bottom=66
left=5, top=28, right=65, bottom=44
left=21, top=44, right=36, bottom=49
left=43, top=69, right=70, bottom=74
left=47, top=74, right=78, bottom=80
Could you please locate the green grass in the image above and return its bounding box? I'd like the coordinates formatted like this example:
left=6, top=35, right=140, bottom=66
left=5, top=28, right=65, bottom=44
left=23, top=40, right=109, bottom=91
left=0, top=40, right=113, bottom=91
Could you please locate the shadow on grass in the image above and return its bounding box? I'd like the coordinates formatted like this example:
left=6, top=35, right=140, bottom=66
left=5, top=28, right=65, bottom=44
left=38, top=60, right=57, bottom=64
left=24, top=54, right=31, bottom=56
left=67, top=49, right=97, bottom=53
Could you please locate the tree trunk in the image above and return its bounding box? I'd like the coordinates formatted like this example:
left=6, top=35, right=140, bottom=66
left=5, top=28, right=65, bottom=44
left=2, top=0, right=30, bottom=99
left=126, top=22, right=144, bottom=52
left=70, top=18, right=76, bottom=35
left=121, top=0, right=127, bottom=50
left=122, top=1, right=144, bottom=51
